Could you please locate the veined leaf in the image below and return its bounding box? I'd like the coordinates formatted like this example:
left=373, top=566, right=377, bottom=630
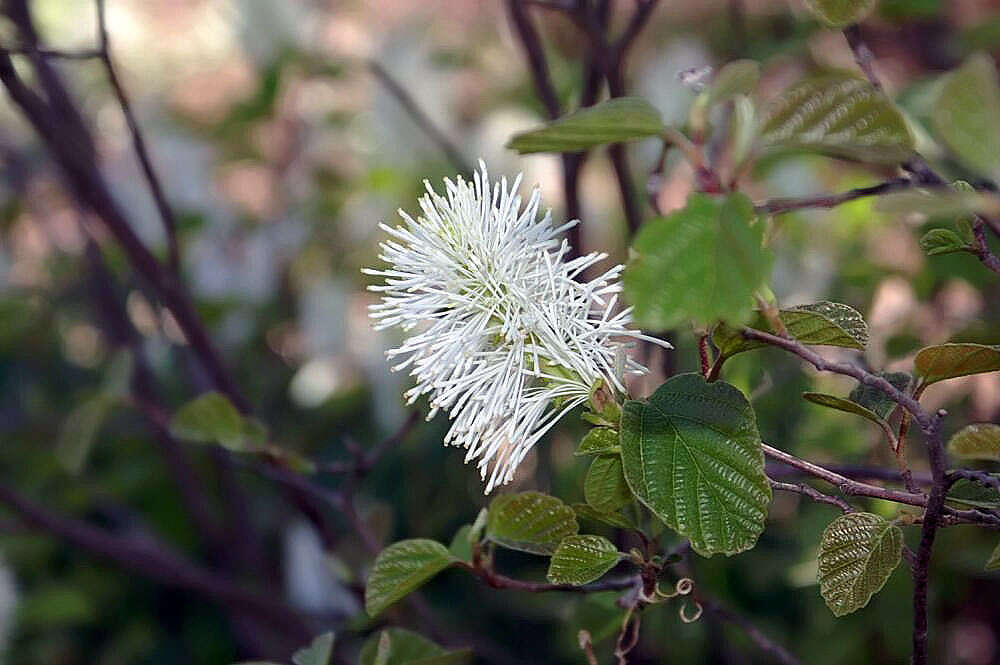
left=802, top=393, right=895, bottom=447
left=625, top=193, right=771, bottom=328
left=947, top=423, right=1000, bottom=462
left=759, top=73, right=914, bottom=163
left=292, top=632, right=335, bottom=665
left=485, top=491, right=579, bottom=555
left=365, top=540, right=454, bottom=618
left=804, top=0, right=877, bottom=27
left=706, top=60, right=760, bottom=107
left=547, top=535, right=621, bottom=586
left=919, top=228, right=974, bottom=256
left=818, top=513, right=902, bottom=617
left=359, top=628, right=473, bottom=665
left=575, top=428, right=620, bottom=456
left=572, top=503, right=637, bottom=530
left=914, top=343, right=1000, bottom=385
left=947, top=476, right=1000, bottom=511
left=848, top=372, right=911, bottom=420
left=620, top=373, right=771, bottom=556
left=713, top=301, right=868, bottom=359
left=507, top=97, right=663, bottom=153
left=584, top=455, right=632, bottom=514
left=932, top=53, right=1000, bottom=178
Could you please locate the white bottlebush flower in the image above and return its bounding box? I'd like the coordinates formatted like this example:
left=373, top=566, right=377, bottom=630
left=364, top=162, right=670, bottom=492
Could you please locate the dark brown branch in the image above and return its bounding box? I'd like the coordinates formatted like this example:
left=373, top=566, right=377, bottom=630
left=948, top=469, right=1000, bottom=494
left=368, top=60, right=472, bottom=174
left=463, top=561, right=640, bottom=594
left=843, top=25, right=882, bottom=92
left=769, top=479, right=854, bottom=513
left=755, top=177, right=913, bottom=216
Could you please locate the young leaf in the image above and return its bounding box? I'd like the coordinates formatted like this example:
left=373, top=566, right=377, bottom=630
left=932, top=53, right=1000, bottom=178
left=546, top=535, right=621, bottom=586
left=292, top=632, right=335, bottom=665
left=705, top=60, right=760, bottom=107
left=485, top=491, right=579, bottom=555
left=818, top=513, right=903, bottom=617
left=575, top=428, right=621, bottom=456
left=914, top=343, right=1000, bottom=385
left=848, top=372, right=911, bottom=420
left=359, top=628, right=473, bottom=665
left=55, top=397, right=111, bottom=474
left=507, top=97, right=663, bottom=154
left=620, top=373, right=771, bottom=556
left=919, top=228, right=973, bottom=256
left=803, top=0, right=877, bottom=27
left=759, top=73, right=914, bottom=163
left=947, top=423, right=1000, bottom=462
left=169, top=392, right=246, bottom=450
left=625, top=193, right=771, bottom=328
left=584, top=455, right=632, bottom=514
left=987, top=542, right=1000, bottom=572
left=448, top=525, right=473, bottom=562
left=572, top=503, right=638, bottom=530
left=803, top=393, right=894, bottom=441
left=365, top=540, right=454, bottom=618
left=713, top=301, right=868, bottom=359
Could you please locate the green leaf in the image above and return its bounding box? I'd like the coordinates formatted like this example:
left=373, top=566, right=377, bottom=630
left=365, top=540, right=454, bottom=618
left=713, top=301, right=868, bottom=359
left=546, top=535, right=622, bottom=586
left=914, top=343, right=1000, bottom=385
left=803, top=393, right=893, bottom=436
left=620, top=373, right=771, bottom=556
left=359, top=629, right=473, bottom=665
left=625, top=193, right=771, bottom=328
left=571, top=503, right=638, bottom=530
left=932, top=53, right=1000, bottom=178
left=292, top=632, right=335, bottom=665
left=584, top=455, right=632, bottom=514
left=448, top=525, right=473, bottom=562
left=947, top=476, right=1000, bottom=510
left=817, top=512, right=903, bottom=617
left=485, top=491, right=579, bottom=555
left=55, top=397, right=110, bottom=474
left=706, top=60, right=761, bottom=107
left=759, top=73, right=914, bottom=163
left=575, top=428, right=621, bottom=456
left=874, top=188, right=1000, bottom=218
left=507, top=97, right=663, bottom=154
left=919, top=228, right=973, bottom=256
left=169, top=392, right=246, bottom=450
left=947, top=423, right=1000, bottom=462
left=803, top=0, right=878, bottom=27
left=987, top=542, right=1000, bottom=571
left=848, top=372, right=911, bottom=420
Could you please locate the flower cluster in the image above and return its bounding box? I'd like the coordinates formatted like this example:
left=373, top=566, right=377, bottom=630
left=365, top=162, right=669, bottom=492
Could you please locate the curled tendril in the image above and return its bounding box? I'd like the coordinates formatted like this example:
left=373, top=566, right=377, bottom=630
left=679, top=600, right=704, bottom=623
left=652, top=577, right=695, bottom=601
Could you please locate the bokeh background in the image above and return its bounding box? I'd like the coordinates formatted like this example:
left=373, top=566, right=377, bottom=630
left=1, top=0, right=999, bottom=664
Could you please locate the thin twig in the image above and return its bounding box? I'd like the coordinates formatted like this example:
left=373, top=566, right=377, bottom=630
left=700, top=598, right=802, bottom=665
left=769, top=479, right=854, bottom=513
left=755, top=177, right=913, bottom=216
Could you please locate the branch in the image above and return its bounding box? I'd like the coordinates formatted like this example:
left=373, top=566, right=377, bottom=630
left=948, top=469, right=1000, bottom=494
left=754, top=177, right=913, bottom=216
left=769, top=479, right=854, bottom=513
left=368, top=60, right=473, bottom=174
left=700, top=598, right=802, bottom=665
left=463, top=561, right=640, bottom=594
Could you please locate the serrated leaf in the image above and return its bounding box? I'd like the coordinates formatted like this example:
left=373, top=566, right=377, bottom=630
left=947, top=423, right=1000, bottom=462
left=546, top=535, right=621, bottom=586
left=803, top=0, right=877, bottom=27
left=987, top=542, right=1000, bottom=571
left=55, top=397, right=110, bottom=474
left=919, top=228, right=972, bottom=256
left=713, top=301, right=868, bottom=359
left=360, top=629, right=473, bottom=665
left=365, top=540, right=454, bottom=617
left=848, top=372, right=911, bottom=420
left=818, top=512, right=902, bottom=617
left=584, top=456, right=632, bottom=514
left=932, top=53, right=1000, bottom=178
left=292, top=632, right=335, bottom=665
left=507, top=97, right=663, bottom=153
left=485, top=491, right=579, bottom=555
left=620, top=373, right=771, bottom=556
left=759, top=73, right=914, bottom=163
left=572, top=503, right=637, bottom=530
left=575, top=428, right=620, bottom=456
left=914, top=344, right=1000, bottom=385
left=803, top=393, right=892, bottom=435
left=625, top=193, right=771, bottom=328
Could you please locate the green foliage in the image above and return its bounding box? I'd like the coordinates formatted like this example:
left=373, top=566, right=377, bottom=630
left=169, top=391, right=263, bottom=452
left=802, top=392, right=896, bottom=445
left=932, top=53, right=1000, bottom=178
left=818, top=513, right=903, bottom=617
left=620, top=373, right=771, bottom=556
left=690, top=60, right=760, bottom=135
left=359, top=629, right=472, bottom=665
left=485, top=491, right=579, bottom=555
left=291, top=632, right=335, bottom=665
left=759, top=72, right=914, bottom=163
left=506, top=97, right=663, bottom=153
left=947, top=476, right=1000, bottom=510
left=914, top=343, right=1000, bottom=385
left=919, top=228, right=975, bottom=256
left=546, top=535, right=621, bottom=586
left=803, top=0, right=878, bottom=27
left=848, top=372, right=911, bottom=420
left=583, top=455, right=632, bottom=514
left=55, top=396, right=112, bottom=474
left=365, top=540, right=455, bottom=618
left=572, top=503, right=638, bottom=530
left=712, top=301, right=869, bottom=359
left=625, top=193, right=771, bottom=328
left=987, top=542, right=1000, bottom=571
left=575, top=427, right=620, bottom=456
left=947, top=424, right=1000, bottom=462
